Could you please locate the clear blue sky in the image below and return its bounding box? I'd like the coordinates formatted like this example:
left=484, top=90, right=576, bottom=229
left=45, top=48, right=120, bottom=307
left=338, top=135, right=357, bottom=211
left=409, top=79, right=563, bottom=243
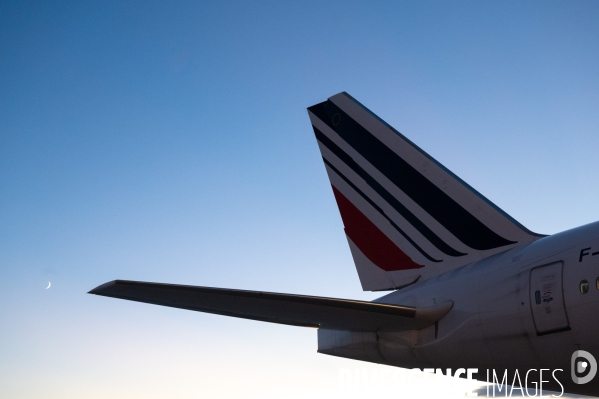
left=1, top=1, right=598, bottom=398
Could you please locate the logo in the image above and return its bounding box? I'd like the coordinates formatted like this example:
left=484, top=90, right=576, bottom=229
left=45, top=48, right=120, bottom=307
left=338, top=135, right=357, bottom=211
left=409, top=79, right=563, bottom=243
left=571, top=350, right=597, bottom=384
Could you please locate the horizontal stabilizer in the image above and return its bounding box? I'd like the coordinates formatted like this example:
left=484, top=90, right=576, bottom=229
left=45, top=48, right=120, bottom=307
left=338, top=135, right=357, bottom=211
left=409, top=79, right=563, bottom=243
left=89, top=280, right=452, bottom=332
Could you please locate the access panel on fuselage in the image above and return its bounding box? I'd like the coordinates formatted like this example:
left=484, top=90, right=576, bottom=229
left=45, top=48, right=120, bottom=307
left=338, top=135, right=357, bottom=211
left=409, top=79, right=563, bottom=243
left=530, top=261, right=570, bottom=335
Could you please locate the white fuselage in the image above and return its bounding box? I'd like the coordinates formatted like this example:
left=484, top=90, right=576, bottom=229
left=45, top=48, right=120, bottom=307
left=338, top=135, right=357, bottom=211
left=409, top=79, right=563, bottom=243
left=318, top=221, right=599, bottom=396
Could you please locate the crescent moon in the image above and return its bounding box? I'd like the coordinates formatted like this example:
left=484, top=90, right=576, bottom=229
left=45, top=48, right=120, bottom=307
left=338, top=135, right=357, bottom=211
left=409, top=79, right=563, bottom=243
left=45, top=281, right=51, bottom=289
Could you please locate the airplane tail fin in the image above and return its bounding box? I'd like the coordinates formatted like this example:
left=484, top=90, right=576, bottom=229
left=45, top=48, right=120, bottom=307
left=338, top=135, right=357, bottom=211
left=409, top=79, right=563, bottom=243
left=307, top=92, right=542, bottom=291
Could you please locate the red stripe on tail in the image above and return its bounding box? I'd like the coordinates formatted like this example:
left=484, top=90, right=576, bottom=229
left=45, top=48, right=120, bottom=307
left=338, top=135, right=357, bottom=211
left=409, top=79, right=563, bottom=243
left=332, top=186, right=423, bottom=271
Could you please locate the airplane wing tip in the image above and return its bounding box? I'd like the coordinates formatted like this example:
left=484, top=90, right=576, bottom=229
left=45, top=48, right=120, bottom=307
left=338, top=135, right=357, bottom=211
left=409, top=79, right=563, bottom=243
left=88, top=280, right=119, bottom=295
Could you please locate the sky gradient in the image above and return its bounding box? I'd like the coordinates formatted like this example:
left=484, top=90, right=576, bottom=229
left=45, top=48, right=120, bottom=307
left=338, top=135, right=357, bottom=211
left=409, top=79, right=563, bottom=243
left=1, top=1, right=599, bottom=398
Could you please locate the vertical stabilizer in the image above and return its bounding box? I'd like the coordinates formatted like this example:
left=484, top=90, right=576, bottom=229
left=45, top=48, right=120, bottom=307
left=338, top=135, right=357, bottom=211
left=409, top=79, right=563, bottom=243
left=308, top=92, right=542, bottom=291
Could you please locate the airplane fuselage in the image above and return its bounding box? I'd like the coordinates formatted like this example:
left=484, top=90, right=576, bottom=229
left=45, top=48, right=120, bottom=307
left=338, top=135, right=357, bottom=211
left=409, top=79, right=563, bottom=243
left=319, top=221, right=599, bottom=396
